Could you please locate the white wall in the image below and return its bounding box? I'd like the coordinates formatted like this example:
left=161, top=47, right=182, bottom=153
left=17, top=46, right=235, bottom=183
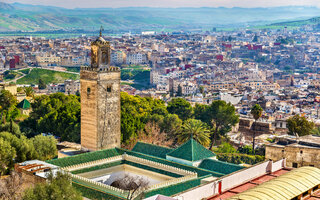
left=173, top=159, right=286, bottom=200
left=271, top=159, right=285, bottom=172
left=218, top=161, right=270, bottom=192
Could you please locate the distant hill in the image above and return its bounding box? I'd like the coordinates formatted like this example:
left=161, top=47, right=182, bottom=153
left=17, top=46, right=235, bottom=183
left=0, top=2, right=320, bottom=32
left=269, top=16, right=320, bottom=27
left=0, top=2, right=14, bottom=10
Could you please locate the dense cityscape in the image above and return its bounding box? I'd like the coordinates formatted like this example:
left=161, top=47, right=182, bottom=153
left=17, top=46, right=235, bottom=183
left=2, top=1, right=320, bottom=200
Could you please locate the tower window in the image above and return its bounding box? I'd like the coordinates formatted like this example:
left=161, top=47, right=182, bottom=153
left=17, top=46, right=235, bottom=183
left=107, top=86, right=112, bottom=92
left=87, top=87, right=91, bottom=95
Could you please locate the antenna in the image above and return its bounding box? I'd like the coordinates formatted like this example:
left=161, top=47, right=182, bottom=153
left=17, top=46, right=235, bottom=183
left=99, top=25, right=104, bottom=37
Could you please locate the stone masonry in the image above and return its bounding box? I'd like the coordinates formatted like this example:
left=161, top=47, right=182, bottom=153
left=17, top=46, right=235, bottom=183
left=80, top=36, right=121, bottom=151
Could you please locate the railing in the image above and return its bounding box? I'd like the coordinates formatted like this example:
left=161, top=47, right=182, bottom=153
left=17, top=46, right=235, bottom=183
left=70, top=173, right=128, bottom=196
left=62, top=155, right=122, bottom=172
left=123, top=154, right=196, bottom=176
left=64, top=154, right=198, bottom=199
left=147, top=174, right=197, bottom=191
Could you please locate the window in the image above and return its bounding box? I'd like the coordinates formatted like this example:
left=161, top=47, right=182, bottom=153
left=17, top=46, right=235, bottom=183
left=107, top=86, right=112, bottom=92
left=87, top=87, right=91, bottom=95
left=293, top=163, right=298, bottom=168
left=300, top=150, right=303, bottom=154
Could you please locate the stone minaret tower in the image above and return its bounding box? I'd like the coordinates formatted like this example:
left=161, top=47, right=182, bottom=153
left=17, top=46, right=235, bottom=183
left=80, top=32, right=121, bottom=151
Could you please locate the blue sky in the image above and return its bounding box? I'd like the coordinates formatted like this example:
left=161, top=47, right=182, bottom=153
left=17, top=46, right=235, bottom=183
left=2, top=0, right=320, bottom=8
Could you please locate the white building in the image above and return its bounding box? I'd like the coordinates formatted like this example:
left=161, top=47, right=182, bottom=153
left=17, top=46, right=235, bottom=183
left=126, top=53, right=147, bottom=65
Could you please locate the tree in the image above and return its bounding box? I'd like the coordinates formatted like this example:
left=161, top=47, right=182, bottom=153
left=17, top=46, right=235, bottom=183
left=0, top=132, right=36, bottom=163
left=0, top=90, right=17, bottom=123
left=20, top=93, right=80, bottom=142
left=121, top=92, right=153, bottom=143
left=178, top=119, right=210, bottom=146
left=207, top=100, right=239, bottom=150
left=287, top=115, right=315, bottom=137
left=38, top=78, right=46, bottom=90
left=250, top=104, right=263, bottom=153
left=193, top=103, right=209, bottom=122
left=238, top=145, right=254, bottom=155
left=24, top=87, right=34, bottom=97
left=22, top=171, right=82, bottom=200
left=110, top=174, right=149, bottom=200
left=0, top=138, right=16, bottom=176
left=0, top=171, right=24, bottom=200
left=215, top=142, right=237, bottom=153
left=167, top=98, right=193, bottom=121
left=160, top=114, right=182, bottom=139
left=177, top=85, right=183, bottom=96
left=32, top=135, right=57, bottom=160
left=0, top=122, right=22, bottom=136
left=312, top=127, right=320, bottom=136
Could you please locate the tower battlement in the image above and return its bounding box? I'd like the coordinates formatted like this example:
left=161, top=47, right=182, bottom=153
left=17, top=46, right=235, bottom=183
left=81, top=66, right=120, bottom=72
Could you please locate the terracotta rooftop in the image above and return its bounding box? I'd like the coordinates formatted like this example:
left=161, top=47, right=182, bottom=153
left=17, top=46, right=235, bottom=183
left=208, top=168, right=292, bottom=200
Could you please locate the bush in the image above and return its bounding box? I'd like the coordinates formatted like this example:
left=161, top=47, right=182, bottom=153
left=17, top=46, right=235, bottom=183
left=214, top=142, right=237, bottom=153
left=217, top=153, right=265, bottom=165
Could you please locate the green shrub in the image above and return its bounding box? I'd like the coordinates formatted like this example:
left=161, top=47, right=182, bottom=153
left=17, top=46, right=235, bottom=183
left=217, top=153, right=265, bottom=165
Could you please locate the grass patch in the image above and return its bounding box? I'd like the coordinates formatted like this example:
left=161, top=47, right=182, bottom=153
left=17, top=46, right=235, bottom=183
left=16, top=68, right=79, bottom=85
left=19, top=68, right=30, bottom=74
left=64, top=67, right=80, bottom=73
left=3, top=70, right=21, bottom=81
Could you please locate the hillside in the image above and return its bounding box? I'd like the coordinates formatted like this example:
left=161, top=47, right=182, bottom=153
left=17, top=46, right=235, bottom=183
left=269, top=16, right=320, bottom=27
left=0, top=2, right=320, bottom=32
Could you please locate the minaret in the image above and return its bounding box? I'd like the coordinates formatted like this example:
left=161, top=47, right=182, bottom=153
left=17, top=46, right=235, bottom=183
left=80, top=28, right=121, bottom=151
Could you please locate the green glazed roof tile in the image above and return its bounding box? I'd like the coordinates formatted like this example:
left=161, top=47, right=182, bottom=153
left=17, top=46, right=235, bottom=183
left=17, top=99, right=31, bottom=109
left=132, top=142, right=173, bottom=159
left=198, top=159, right=245, bottom=175
left=167, top=139, right=216, bottom=162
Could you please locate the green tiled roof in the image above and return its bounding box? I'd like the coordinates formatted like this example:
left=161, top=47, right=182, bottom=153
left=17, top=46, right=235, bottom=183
left=132, top=142, right=173, bottom=159
left=17, top=99, right=31, bottom=109
left=198, top=159, right=245, bottom=175
left=117, top=148, right=224, bottom=178
left=144, top=176, right=205, bottom=198
left=167, top=139, right=216, bottom=162
left=46, top=148, right=121, bottom=167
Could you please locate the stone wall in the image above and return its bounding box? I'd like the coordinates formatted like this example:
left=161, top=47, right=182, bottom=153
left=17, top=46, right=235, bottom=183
left=96, top=71, right=121, bottom=150
left=266, top=144, right=320, bottom=168
left=80, top=70, right=99, bottom=151
left=80, top=68, right=121, bottom=151
left=238, top=118, right=275, bottom=135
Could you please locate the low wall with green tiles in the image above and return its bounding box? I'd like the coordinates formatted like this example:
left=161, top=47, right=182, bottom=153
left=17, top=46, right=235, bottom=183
left=117, top=148, right=225, bottom=178
left=144, top=176, right=206, bottom=198
left=73, top=181, right=126, bottom=200
left=46, top=148, right=121, bottom=167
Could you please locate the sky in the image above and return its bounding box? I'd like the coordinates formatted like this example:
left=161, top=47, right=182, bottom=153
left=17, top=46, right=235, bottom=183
left=2, top=0, right=320, bottom=8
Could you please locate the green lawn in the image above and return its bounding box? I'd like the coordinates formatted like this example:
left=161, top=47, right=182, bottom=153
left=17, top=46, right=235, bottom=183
left=63, top=67, right=81, bottom=73
left=16, top=68, right=79, bottom=85
left=19, top=68, right=31, bottom=74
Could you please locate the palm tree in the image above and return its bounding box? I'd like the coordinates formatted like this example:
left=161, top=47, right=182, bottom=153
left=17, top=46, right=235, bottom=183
left=178, top=119, right=210, bottom=146
left=24, top=87, right=34, bottom=97
left=251, top=104, right=263, bottom=154
left=312, top=127, right=320, bottom=136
